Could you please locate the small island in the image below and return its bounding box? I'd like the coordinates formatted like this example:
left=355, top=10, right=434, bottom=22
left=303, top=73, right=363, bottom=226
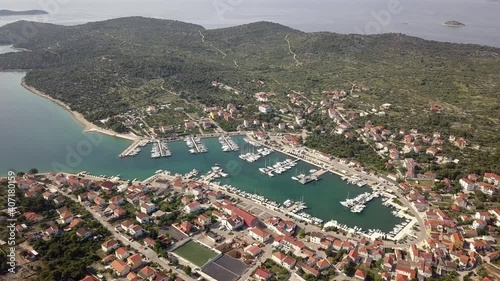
left=0, top=9, right=48, bottom=16
left=442, top=20, right=466, bottom=27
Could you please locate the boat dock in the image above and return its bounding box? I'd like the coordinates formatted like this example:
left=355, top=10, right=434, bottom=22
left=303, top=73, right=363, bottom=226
left=185, top=136, right=207, bottom=154
left=297, top=169, right=326, bottom=184
left=260, top=158, right=298, bottom=176
left=219, top=135, right=239, bottom=152
left=156, top=140, right=171, bottom=157
left=119, top=139, right=147, bottom=158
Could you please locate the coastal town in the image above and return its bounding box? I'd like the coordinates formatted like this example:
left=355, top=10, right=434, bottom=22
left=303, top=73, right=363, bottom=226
left=3, top=128, right=500, bottom=281
left=2, top=79, right=500, bottom=281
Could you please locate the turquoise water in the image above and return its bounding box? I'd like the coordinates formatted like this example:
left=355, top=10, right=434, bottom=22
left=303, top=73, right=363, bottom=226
left=0, top=71, right=401, bottom=232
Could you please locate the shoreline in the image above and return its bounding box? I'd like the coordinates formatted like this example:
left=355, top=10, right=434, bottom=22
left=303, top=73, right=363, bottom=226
left=20, top=78, right=140, bottom=142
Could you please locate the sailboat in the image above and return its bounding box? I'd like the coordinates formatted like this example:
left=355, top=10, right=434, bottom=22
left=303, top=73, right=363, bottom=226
left=340, top=192, right=350, bottom=207
left=259, top=159, right=269, bottom=174
left=291, top=168, right=299, bottom=181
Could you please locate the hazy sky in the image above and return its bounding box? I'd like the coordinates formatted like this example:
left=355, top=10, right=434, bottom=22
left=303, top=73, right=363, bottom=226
left=1, top=0, right=499, bottom=46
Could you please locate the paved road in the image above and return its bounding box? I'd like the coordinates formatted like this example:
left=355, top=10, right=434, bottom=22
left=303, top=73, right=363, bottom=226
left=59, top=190, right=194, bottom=281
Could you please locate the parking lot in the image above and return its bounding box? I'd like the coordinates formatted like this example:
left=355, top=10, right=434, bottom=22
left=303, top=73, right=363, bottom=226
left=161, top=226, right=188, bottom=241
left=238, top=202, right=274, bottom=220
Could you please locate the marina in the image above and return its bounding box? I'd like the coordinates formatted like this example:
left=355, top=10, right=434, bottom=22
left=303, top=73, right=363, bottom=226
left=292, top=169, right=326, bottom=184
left=243, top=137, right=262, bottom=147
left=342, top=175, right=368, bottom=187
left=239, top=147, right=273, bottom=162
left=200, top=165, right=229, bottom=181
left=259, top=158, right=298, bottom=177
left=0, top=72, right=404, bottom=234
left=185, top=135, right=208, bottom=154
left=151, top=139, right=172, bottom=158
left=340, top=191, right=382, bottom=213
left=119, top=139, right=148, bottom=158
left=218, top=135, right=239, bottom=152
left=218, top=184, right=325, bottom=226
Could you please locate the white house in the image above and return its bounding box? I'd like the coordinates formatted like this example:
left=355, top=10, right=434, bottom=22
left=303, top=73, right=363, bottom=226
left=248, top=227, right=271, bottom=243
left=140, top=203, right=157, bottom=214
left=475, top=212, right=490, bottom=221
left=222, top=215, right=244, bottom=230
left=129, top=225, right=145, bottom=237
left=472, top=219, right=487, bottom=230
left=258, top=104, right=272, bottom=114
left=101, top=239, right=120, bottom=253
left=459, top=178, right=476, bottom=192
left=136, top=212, right=151, bottom=224
left=184, top=201, right=202, bottom=213
left=272, top=252, right=296, bottom=270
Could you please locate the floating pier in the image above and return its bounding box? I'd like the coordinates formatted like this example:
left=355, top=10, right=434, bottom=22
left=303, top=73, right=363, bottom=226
left=296, top=169, right=326, bottom=184
left=219, top=135, right=239, bottom=152
left=185, top=136, right=207, bottom=154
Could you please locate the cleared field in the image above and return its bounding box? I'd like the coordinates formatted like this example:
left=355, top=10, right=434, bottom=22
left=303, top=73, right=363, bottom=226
left=172, top=240, right=219, bottom=267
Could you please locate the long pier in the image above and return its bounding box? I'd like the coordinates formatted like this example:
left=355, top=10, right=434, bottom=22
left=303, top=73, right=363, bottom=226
left=298, top=169, right=326, bottom=185
left=220, top=135, right=238, bottom=151
left=267, top=159, right=299, bottom=174
left=188, top=136, right=201, bottom=153
left=119, top=140, right=142, bottom=158
left=156, top=140, right=171, bottom=157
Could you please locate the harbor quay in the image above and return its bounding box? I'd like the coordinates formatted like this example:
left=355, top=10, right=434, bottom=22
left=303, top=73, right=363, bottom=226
left=118, top=132, right=247, bottom=158
left=109, top=130, right=426, bottom=244
left=136, top=163, right=423, bottom=246
left=244, top=133, right=425, bottom=242
left=80, top=131, right=424, bottom=244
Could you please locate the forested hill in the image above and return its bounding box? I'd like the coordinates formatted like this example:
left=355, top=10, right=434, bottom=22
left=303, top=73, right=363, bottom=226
left=0, top=17, right=499, bottom=134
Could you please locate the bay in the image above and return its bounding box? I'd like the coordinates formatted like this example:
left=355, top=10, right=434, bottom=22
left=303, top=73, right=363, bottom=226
left=0, top=70, right=402, bottom=232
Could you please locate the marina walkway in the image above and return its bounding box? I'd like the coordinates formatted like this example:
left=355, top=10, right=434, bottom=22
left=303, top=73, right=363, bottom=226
left=118, top=139, right=143, bottom=157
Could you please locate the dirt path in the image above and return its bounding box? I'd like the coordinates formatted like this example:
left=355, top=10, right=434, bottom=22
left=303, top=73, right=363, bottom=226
left=285, top=35, right=302, bottom=67
left=199, top=30, right=228, bottom=58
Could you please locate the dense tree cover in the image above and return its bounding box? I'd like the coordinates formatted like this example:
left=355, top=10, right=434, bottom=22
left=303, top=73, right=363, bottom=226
left=9, top=181, right=110, bottom=281
left=306, top=132, right=388, bottom=171
left=0, top=18, right=498, bottom=122
left=0, top=17, right=498, bottom=171
left=32, top=232, right=103, bottom=281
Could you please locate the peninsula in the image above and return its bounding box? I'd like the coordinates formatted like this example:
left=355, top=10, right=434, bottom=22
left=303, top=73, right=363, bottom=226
left=0, top=9, right=48, bottom=16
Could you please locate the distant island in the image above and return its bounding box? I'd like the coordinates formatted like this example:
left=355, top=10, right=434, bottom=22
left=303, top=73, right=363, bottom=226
left=0, top=9, right=48, bottom=16
left=442, top=20, right=466, bottom=27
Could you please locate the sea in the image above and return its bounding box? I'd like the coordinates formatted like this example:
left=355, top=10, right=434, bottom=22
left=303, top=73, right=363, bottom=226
left=0, top=0, right=499, bottom=47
